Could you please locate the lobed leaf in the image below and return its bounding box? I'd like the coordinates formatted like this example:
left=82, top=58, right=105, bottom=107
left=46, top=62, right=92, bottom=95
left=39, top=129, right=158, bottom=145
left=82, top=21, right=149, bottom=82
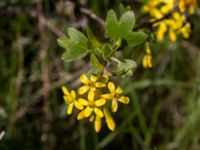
left=57, top=28, right=90, bottom=62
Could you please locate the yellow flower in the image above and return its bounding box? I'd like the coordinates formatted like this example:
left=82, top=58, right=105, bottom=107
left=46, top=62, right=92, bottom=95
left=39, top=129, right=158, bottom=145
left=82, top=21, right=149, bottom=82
left=102, top=82, right=129, bottom=112
left=78, top=90, right=106, bottom=132
left=78, top=74, right=106, bottom=95
left=62, top=86, right=84, bottom=115
left=78, top=91, right=106, bottom=118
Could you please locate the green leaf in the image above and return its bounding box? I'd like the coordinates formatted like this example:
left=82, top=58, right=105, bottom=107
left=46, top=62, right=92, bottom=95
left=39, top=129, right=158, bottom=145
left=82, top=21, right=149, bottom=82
left=105, top=10, right=119, bottom=42
left=120, top=11, right=135, bottom=38
left=57, top=36, right=69, bottom=50
left=106, top=10, right=135, bottom=43
left=86, top=27, right=101, bottom=48
left=119, top=3, right=131, bottom=14
left=124, top=32, right=147, bottom=47
left=57, top=27, right=89, bottom=62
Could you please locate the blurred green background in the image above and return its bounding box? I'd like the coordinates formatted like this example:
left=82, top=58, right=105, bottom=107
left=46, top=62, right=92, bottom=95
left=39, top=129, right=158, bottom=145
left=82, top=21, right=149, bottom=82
left=0, top=0, right=200, bottom=149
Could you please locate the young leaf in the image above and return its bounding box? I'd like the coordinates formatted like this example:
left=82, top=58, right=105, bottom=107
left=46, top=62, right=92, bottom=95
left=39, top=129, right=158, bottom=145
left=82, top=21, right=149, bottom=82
left=119, top=11, right=135, bottom=38
left=86, top=27, right=101, bottom=48
left=112, top=58, right=137, bottom=76
left=105, top=10, right=120, bottom=42
left=58, top=28, right=90, bottom=62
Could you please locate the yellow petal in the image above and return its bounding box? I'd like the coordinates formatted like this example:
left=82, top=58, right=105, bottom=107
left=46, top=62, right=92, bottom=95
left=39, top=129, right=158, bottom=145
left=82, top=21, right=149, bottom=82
left=89, top=114, right=95, bottom=122
left=95, top=98, right=106, bottom=106
left=157, top=23, right=167, bottom=41
left=78, top=98, right=89, bottom=106
left=88, top=90, right=95, bottom=102
left=94, top=108, right=104, bottom=118
left=78, top=85, right=90, bottom=95
left=94, top=116, right=101, bottom=132
left=77, top=110, right=85, bottom=120
left=74, top=101, right=83, bottom=110
left=90, top=75, right=97, bottom=82
left=143, top=56, right=148, bottom=68
left=62, top=86, right=70, bottom=95
left=104, top=107, right=116, bottom=131
left=95, top=82, right=106, bottom=88
left=101, top=94, right=113, bottom=99
left=106, top=118, right=116, bottom=131
left=108, top=82, right=115, bottom=94
left=111, top=99, right=118, bottom=112
left=71, top=90, right=76, bottom=99
left=118, top=96, right=130, bottom=104
left=169, top=30, right=177, bottom=42
left=80, top=74, right=89, bottom=84
left=116, top=87, right=123, bottom=94
left=84, top=106, right=93, bottom=117
left=63, top=96, right=71, bottom=103
left=67, top=103, right=74, bottom=115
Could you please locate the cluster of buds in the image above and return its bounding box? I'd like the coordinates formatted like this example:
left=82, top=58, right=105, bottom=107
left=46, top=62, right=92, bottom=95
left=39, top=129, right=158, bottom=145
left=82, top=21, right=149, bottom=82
left=62, top=74, right=129, bottom=132
left=142, top=0, right=197, bottom=42
left=142, top=43, right=153, bottom=68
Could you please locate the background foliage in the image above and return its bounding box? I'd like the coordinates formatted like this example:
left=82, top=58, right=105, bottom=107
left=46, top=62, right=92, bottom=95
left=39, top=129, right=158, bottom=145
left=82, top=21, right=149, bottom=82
left=0, top=0, right=200, bottom=149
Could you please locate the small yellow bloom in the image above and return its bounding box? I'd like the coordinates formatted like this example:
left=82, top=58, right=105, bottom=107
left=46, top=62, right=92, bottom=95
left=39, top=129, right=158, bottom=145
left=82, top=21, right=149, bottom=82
left=78, top=74, right=106, bottom=95
left=79, top=90, right=106, bottom=118
left=62, top=86, right=84, bottom=115
left=102, top=82, right=129, bottom=112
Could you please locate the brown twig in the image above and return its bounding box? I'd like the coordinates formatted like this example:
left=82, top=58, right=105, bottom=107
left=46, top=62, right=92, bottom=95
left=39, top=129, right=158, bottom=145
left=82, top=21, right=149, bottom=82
left=64, top=1, right=105, bottom=27
left=79, top=7, right=105, bottom=27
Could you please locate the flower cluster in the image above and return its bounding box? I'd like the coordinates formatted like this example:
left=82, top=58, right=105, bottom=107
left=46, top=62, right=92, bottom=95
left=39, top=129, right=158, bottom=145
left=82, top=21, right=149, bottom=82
left=62, top=74, right=130, bottom=132
left=179, top=0, right=197, bottom=14
left=142, top=0, right=196, bottom=42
